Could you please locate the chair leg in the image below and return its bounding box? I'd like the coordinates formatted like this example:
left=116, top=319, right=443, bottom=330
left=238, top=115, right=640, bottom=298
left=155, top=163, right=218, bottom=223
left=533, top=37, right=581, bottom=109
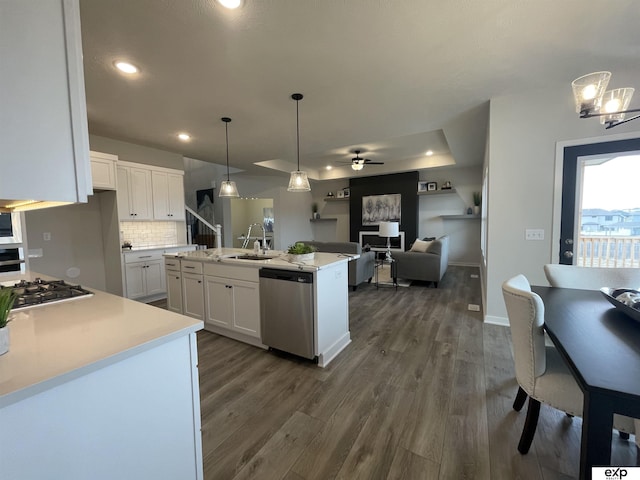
left=513, top=387, right=528, bottom=411
left=518, top=398, right=541, bottom=454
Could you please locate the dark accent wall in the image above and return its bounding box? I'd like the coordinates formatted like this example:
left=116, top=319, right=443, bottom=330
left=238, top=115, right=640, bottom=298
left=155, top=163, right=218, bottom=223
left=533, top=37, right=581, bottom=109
left=349, top=171, right=419, bottom=250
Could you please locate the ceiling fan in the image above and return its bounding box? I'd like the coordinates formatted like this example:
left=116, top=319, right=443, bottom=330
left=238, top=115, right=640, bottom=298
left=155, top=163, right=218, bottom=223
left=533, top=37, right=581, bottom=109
left=339, top=150, right=384, bottom=171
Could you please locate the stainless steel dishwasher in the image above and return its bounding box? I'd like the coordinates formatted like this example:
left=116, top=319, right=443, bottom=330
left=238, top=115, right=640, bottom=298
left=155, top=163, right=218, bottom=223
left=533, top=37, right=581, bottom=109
left=259, top=268, right=315, bottom=361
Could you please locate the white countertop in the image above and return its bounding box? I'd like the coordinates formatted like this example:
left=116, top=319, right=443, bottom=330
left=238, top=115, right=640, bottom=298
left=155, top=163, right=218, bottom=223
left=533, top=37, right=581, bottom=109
left=166, top=248, right=356, bottom=272
left=122, top=244, right=194, bottom=253
left=0, top=272, right=203, bottom=408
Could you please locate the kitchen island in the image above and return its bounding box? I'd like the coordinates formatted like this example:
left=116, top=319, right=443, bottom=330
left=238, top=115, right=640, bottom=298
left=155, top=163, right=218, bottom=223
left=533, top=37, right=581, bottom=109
left=0, top=272, right=204, bottom=480
left=165, top=248, right=352, bottom=367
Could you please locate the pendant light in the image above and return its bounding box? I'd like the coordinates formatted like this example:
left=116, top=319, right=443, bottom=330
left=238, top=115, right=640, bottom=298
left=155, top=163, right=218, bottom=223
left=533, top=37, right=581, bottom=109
left=219, top=117, right=239, bottom=198
left=287, top=93, right=311, bottom=192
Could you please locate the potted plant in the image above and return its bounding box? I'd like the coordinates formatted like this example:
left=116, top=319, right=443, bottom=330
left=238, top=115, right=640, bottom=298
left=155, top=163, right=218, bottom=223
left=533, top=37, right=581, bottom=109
left=287, top=242, right=317, bottom=262
left=0, top=287, right=17, bottom=356
left=473, top=192, right=481, bottom=215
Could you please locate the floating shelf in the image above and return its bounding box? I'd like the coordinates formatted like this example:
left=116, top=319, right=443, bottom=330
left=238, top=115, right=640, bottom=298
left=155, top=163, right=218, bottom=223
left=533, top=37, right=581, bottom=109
left=417, top=188, right=457, bottom=196
left=310, top=218, right=337, bottom=222
left=324, top=197, right=349, bottom=202
left=440, top=214, right=480, bottom=219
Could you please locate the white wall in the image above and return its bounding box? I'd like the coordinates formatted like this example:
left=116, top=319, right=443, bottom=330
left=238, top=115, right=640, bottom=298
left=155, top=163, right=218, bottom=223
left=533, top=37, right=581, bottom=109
left=485, top=85, right=640, bottom=325
left=90, top=135, right=183, bottom=170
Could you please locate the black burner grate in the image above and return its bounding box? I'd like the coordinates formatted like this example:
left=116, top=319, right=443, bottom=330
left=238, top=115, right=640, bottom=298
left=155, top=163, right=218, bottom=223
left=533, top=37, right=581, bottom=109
left=4, top=278, right=93, bottom=309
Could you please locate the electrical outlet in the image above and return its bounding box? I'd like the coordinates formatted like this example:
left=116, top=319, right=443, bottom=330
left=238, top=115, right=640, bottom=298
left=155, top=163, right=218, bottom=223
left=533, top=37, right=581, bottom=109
left=43, top=232, right=51, bottom=241
left=525, top=229, right=544, bottom=241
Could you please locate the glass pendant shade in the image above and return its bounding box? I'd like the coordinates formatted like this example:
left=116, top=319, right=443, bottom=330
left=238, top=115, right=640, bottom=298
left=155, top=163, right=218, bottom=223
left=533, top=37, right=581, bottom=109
left=219, top=117, right=240, bottom=198
left=287, top=93, right=311, bottom=192
left=351, top=162, right=364, bottom=171
left=219, top=180, right=239, bottom=197
left=287, top=171, right=311, bottom=191
left=599, top=88, right=635, bottom=124
left=571, top=71, right=611, bottom=114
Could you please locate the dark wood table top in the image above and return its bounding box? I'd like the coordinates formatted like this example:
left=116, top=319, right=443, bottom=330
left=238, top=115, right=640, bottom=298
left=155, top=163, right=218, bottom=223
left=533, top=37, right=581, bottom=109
left=532, top=286, right=640, bottom=400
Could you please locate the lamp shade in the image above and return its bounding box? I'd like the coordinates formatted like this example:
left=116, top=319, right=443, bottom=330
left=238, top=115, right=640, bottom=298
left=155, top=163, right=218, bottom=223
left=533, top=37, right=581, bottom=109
left=599, top=88, right=635, bottom=124
left=287, top=171, right=311, bottom=191
left=351, top=162, right=364, bottom=171
left=378, top=221, right=399, bottom=238
left=219, top=180, right=239, bottom=198
left=571, top=71, right=611, bottom=114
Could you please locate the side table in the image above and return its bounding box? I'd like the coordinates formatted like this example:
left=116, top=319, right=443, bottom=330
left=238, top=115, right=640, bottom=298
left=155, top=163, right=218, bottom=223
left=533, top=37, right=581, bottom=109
left=375, top=257, right=397, bottom=290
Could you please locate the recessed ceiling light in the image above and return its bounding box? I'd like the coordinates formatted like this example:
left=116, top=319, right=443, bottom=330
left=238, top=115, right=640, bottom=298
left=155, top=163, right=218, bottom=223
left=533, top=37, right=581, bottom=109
left=177, top=133, right=191, bottom=141
left=425, top=150, right=434, bottom=156
left=326, top=165, right=332, bottom=170
left=114, top=61, right=139, bottom=74
left=217, top=0, right=242, bottom=9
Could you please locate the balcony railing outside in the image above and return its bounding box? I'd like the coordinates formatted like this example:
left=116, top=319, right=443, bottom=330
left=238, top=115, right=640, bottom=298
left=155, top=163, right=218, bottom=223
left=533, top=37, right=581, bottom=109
left=576, top=235, right=640, bottom=268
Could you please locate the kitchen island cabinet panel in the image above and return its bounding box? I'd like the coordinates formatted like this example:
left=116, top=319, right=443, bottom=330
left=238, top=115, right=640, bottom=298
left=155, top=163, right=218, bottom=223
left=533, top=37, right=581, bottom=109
left=166, top=260, right=183, bottom=313
left=182, top=271, right=205, bottom=321
left=205, top=275, right=260, bottom=338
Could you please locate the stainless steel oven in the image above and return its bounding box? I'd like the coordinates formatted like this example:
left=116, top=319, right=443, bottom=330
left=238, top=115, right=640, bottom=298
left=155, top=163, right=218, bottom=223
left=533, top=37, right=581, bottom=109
left=0, top=248, right=25, bottom=273
left=0, top=213, right=23, bottom=244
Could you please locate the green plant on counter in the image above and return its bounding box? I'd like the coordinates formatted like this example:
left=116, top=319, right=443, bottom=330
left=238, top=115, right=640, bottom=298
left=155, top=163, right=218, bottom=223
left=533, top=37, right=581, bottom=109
left=473, top=191, right=482, bottom=206
left=0, top=288, right=17, bottom=328
left=287, top=242, right=316, bottom=255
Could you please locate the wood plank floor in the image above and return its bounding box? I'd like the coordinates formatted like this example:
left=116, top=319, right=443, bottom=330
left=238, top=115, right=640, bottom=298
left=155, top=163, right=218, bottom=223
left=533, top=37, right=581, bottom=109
left=182, top=265, right=638, bottom=479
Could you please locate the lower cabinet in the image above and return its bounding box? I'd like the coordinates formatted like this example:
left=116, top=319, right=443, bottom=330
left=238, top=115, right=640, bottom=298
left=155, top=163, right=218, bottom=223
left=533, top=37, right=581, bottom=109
left=166, top=269, right=182, bottom=313
left=124, top=259, right=165, bottom=300
left=204, top=275, right=260, bottom=339
left=181, top=260, right=205, bottom=321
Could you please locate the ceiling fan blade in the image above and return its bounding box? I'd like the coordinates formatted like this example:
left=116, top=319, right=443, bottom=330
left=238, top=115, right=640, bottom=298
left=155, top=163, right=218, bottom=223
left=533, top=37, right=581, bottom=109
left=364, top=160, right=384, bottom=165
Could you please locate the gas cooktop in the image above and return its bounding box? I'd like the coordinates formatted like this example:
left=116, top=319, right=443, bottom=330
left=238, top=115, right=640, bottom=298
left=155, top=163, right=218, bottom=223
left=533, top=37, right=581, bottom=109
left=5, top=278, right=94, bottom=310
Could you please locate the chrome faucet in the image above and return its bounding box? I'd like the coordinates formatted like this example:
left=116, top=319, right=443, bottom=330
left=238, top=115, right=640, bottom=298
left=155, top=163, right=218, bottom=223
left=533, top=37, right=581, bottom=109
left=245, top=223, right=269, bottom=253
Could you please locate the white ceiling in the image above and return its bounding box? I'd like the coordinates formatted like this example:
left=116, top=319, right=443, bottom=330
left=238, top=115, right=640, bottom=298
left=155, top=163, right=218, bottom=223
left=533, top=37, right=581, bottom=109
left=79, top=0, right=640, bottom=180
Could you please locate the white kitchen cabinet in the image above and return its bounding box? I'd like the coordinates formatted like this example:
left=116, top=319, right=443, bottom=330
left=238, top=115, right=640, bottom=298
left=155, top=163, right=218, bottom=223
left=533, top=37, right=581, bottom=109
left=90, top=151, right=117, bottom=190
left=123, top=250, right=166, bottom=301
left=152, top=170, right=185, bottom=221
left=165, top=258, right=182, bottom=314
left=182, top=272, right=205, bottom=321
left=117, top=163, right=153, bottom=220
left=0, top=0, right=92, bottom=208
left=205, top=275, right=260, bottom=338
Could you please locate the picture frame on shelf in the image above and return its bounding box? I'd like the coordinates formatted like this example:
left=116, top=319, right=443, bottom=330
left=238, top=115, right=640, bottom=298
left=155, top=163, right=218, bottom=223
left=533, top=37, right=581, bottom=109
left=417, top=181, right=428, bottom=192
left=427, top=182, right=437, bottom=191
left=337, top=190, right=345, bottom=198
left=343, top=187, right=350, bottom=198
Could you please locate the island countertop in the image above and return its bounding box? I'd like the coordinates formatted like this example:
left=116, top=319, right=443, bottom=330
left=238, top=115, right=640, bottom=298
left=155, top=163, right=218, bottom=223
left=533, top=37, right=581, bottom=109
left=0, top=272, right=203, bottom=408
left=165, top=247, right=357, bottom=271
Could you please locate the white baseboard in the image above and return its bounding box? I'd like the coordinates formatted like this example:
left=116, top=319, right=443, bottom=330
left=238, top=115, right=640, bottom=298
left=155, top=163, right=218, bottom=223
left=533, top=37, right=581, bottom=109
left=318, top=332, right=351, bottom=368
left=447, top=261, right=481, bottom=267
left=484, top=315, right=509, bottom=326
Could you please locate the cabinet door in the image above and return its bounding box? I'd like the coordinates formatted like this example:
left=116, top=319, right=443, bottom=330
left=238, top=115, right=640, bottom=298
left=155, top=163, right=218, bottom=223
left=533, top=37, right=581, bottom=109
left=151, top=171, right=170, bottom=220
left=166, top=270, right=183, bottom=313
left=117, top=166, right=133, bottom=220
left=124, top=263, right=146, bottom=299
left=129, top=167, right=153, bottom=220
left=204, top=276, right=233, bottom=328
left=231, top=280, right=261, bottom=338
left=145, top=260, right=166, bottom=297
left=182, top=272, right=205, bottom=320
left=167, top=173, right=185, bottom=220
left=90, top=156, right=116, bottom=190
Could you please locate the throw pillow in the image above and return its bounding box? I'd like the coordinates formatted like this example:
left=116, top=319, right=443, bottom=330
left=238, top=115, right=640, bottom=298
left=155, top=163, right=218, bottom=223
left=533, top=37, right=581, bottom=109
left=410, top=238, right=432, bottom=253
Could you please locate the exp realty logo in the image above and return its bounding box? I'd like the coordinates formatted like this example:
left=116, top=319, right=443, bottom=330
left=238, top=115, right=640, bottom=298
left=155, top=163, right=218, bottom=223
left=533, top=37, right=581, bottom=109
left=593, top=467, right=640, bottom=480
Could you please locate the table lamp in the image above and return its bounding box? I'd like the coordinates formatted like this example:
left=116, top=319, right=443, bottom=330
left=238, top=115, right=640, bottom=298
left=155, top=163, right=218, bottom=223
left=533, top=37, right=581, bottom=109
left=378, top=221, right=399, bottom=261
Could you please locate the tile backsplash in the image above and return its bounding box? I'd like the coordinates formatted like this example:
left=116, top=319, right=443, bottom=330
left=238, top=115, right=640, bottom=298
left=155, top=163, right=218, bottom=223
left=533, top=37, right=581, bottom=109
left=120, top=221, right=178, bottom=248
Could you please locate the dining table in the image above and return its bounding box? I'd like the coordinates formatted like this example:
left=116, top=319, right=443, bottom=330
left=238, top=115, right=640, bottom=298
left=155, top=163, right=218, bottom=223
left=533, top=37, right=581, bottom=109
left=532, top=286, right=640, bottom=480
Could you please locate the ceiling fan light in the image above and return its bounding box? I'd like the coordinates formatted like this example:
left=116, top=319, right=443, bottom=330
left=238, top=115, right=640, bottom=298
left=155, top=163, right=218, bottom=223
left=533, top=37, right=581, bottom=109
left=219, top=180, right=239, bottom=197
left=599, top=88, right=635, bottom=124
left=288, top=171, right=311, bottom=191
left=571, top=71, right=611, bottom=114
left=351, top=162, right=364, bottom=171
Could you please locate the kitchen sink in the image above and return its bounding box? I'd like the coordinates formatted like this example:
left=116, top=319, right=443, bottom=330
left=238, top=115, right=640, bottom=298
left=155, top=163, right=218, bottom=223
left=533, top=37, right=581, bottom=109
left=230, top=254, right=278, bottom=261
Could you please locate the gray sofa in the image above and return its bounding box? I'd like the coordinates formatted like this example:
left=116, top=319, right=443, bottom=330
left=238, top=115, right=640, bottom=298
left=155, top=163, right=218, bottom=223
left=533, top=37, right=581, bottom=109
left=392, top=235, right=449, bottom=287
left=297, top=240, right=375, bottom=291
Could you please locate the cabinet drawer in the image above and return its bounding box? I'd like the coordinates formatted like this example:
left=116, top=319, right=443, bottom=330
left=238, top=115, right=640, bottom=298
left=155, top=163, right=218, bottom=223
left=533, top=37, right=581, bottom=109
left=181, top=260, right=203, bottom=274
left=203, top=263, right=259, bottom=282
left=164, top=258, right=181, bottom=271
left=124, top=250, right=163, bottom=264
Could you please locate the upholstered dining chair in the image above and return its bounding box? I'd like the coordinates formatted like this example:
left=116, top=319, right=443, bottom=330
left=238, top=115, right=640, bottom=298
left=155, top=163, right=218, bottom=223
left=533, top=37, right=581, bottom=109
left=543, top=263, right=640, bottom=446
left=502, top=274, right=584, bottom=454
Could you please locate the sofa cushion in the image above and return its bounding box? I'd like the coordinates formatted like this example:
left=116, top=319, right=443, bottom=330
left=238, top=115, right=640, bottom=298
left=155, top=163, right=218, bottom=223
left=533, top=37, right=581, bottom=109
left=409, top=238, right=432, bottom=252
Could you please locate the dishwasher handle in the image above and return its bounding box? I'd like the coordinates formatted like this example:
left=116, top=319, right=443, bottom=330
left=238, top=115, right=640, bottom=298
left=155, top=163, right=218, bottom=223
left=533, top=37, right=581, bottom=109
left=259, top=268, right=313, bottom=284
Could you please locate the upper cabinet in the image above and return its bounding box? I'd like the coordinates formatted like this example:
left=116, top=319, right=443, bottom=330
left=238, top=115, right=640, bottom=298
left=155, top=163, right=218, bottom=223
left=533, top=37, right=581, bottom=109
left=90, top=151, right=117, bottom=191
left=0, top=0, right=91, bottom=208
left=152, top=171, right=186, bottom=221
left=117, top=163, right=153, bottom=220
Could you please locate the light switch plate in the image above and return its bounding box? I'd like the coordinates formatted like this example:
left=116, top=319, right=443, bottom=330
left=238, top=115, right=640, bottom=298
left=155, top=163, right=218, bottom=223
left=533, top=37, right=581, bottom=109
left=525, top=229, right=544, bottom=241
left=43, top=232, right=51, bottom=241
